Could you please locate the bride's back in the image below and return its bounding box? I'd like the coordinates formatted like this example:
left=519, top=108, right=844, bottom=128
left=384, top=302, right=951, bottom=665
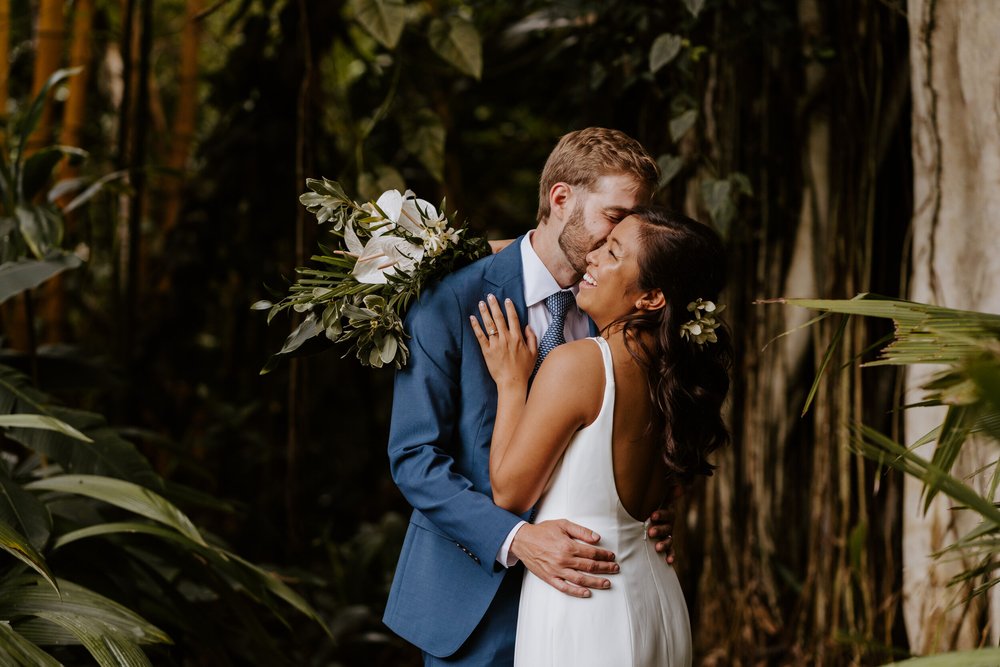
left=607, top=335, right=672, bottom=521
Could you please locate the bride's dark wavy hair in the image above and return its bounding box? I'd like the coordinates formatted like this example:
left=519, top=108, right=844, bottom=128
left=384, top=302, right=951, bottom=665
left=611, top=206, right=733, bottom=485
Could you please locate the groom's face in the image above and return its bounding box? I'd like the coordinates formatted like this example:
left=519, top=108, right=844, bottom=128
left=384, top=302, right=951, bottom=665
left=557, top=173, right=648, bottom=278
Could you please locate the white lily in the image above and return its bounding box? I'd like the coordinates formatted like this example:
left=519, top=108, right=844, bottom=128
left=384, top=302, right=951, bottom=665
left=352, top=235, right=425, bottom=284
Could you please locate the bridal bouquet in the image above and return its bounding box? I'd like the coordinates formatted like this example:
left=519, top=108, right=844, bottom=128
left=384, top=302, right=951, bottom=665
left=257, top=179, right=490, bottom=371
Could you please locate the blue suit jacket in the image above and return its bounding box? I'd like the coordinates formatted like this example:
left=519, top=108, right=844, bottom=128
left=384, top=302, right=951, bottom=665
left=382, top=238, right=537, bottom=657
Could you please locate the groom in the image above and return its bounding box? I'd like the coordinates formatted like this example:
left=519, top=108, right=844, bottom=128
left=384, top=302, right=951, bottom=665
left=384, top=128, right=669, bottom=665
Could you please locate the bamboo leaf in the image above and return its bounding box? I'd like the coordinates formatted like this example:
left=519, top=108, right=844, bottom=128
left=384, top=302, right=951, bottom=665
left=0, top=621, right=62, bottom=667
left=428, top=16, right=482, bottom=79
left=25, top=475, right=206, bottom=547
left=12, top=68, right=81, bottom=185
left=0, top=415, right=92, bottom=442
left=22, top=147, right=86, bottom=203
left=61, top=169, right=129, bottom=214
left=13, top=206, right=61, bottom=260
left=0, top=254, right=82, bottom=305
left=0, top=518, right=59, bottom=594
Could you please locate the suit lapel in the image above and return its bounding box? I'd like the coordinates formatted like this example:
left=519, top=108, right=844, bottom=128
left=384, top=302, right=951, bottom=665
left=483, top=235, right=527, bottom=315
left=479, top=236, right=527, bottom=439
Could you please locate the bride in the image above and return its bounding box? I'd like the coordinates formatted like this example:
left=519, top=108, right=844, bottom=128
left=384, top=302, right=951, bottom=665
left=470, top=206, right=732, bottom=666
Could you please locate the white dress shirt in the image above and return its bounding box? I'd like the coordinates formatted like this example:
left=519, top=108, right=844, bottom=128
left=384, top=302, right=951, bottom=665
left=496, top=232, right=591, bottom=567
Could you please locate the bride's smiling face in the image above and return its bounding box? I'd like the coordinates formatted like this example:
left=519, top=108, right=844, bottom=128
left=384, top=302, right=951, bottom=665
left=576, top=215, right=661, bottom=328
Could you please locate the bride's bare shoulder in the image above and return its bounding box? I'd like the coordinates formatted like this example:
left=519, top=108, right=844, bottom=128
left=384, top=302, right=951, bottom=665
left=531, top=339, right=606, bottom=420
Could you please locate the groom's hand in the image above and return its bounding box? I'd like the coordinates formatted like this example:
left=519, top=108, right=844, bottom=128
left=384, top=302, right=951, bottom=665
left=509, top=520, right=618, bottom=598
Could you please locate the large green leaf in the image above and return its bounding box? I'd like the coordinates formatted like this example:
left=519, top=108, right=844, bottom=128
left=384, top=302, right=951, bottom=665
left=0, top=254, right=82, bottom=305
left=885, top=648, right=1000, bottom=666
left=15, top=205, right=62, bottom=259
left=0, top=519, right=58, bottom=594
left=0, top=621, right=61, bottom=667
left=349, top=0, right=407, bottom=49
left=650, top=33, right=683, bottom=73
left=34, top=612, right=152, bottom=667
left=0, top=415, right=91, bottom=443
left=0, top=468, right=51, bottom=551
left=428, top=16, right=482, bottom=79
left=669, top=109, right=698, bottom=142
left=400, top=109, right=445, bottom=182
left=0, top=575, right=168, bottom=666
left=50, top=521, right=330, bottom=634
left=0, top=366, right=159, bottom=488
left=25, top=476, right=206, bottom=547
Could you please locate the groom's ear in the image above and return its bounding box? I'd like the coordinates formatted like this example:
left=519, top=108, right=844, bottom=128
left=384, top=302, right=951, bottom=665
left=635, top=289, right=665, bottom=312
left=549, top=182, right=572, bottom=218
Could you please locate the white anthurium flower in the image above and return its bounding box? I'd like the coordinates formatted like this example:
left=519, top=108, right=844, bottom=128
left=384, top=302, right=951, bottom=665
left=351, top=235, right=425, bottom=284
left=343, top=219, right=364, bottom=255
left=374, top=190, right=404, bottom=227
left=397, top=190, right=440, bottom=236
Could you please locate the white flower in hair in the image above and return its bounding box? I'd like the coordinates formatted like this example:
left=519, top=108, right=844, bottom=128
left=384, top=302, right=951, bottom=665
left=680, top=298, right=725, bottom=346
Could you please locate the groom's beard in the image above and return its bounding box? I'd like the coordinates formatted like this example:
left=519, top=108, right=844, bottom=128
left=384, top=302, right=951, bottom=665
left=557, top=204, right=594, bottom=279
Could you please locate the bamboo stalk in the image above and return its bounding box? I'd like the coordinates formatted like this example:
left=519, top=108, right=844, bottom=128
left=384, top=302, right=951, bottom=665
left=0, top=0, right=10, bottom=136
left=42, top=0, right=95, bottom=343
left=27, top=0, right=66, bottom=153
left=161, top=0, right=203, bottom=234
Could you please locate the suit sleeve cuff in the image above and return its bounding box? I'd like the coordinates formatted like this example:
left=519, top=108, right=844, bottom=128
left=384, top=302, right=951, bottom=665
left=496, top=521, right=527, bottom=568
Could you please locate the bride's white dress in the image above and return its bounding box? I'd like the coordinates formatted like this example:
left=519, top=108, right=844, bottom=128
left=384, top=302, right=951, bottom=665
left=513, top=336, right=693, bottom=667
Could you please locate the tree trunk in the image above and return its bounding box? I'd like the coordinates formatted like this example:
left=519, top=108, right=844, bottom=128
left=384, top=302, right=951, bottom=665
left=161, top=0, right=202, bottom=235
left=27, top=0, right=66, bottom=152
left=904, top=0, right=1000, bottom=653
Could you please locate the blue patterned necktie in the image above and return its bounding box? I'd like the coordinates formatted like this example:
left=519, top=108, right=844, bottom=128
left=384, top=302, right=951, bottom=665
left=533, top=290, right=576, bottom=376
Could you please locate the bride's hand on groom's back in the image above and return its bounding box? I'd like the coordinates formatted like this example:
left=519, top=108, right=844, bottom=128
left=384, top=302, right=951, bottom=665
left=509, top=520, right=620, bottom=598
left=646, top=485, right=684, bottom=565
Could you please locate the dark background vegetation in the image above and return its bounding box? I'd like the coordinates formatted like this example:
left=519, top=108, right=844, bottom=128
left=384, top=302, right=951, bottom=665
left=3, top=0, right=924, bottom=664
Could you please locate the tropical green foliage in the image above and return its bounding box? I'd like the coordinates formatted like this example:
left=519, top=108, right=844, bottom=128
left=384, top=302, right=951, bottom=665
left=776, top=294, right=1000, bottom=665
left=0, top=360, right=326, bottom=664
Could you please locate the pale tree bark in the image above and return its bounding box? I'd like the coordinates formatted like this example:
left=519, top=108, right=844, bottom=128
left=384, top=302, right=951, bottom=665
left=905, top=0, right=1000, bottom=653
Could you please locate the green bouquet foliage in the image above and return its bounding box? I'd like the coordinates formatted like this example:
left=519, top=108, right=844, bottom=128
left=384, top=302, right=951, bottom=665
left=258, top=179, right=491, bottom=371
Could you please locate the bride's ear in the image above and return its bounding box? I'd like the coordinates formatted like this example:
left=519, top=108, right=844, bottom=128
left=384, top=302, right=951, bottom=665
left=635, top=289, right=665, bottom=312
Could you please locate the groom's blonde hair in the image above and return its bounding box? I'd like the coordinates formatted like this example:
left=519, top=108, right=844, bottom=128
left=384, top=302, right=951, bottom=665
left=537, top=127, right=659, bottom=223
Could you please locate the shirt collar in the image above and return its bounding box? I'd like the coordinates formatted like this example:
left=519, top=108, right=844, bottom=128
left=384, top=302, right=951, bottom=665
left=520, top=231, right=580, bottom=309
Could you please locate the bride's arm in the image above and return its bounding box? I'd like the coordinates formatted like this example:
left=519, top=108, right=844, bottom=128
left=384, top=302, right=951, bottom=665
left=471, top=296, right=603, bottom=514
